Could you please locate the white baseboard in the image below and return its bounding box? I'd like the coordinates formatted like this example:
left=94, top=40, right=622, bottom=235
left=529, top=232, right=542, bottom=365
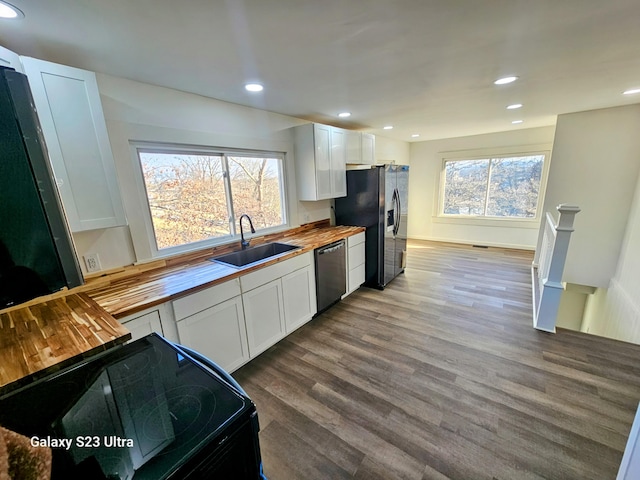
left=409, top=235, right=536, bottom=251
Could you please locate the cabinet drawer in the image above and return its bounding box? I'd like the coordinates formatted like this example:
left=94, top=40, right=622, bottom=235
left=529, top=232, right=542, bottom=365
left=348, top=263, right=365, bottom=293
left=347, top=231, right=365, bottom=247
left=240, top=252, right=311, bottom=292
left=173, top=278, right=241, bottom=321
left=348, top=244, right=365, bottom=268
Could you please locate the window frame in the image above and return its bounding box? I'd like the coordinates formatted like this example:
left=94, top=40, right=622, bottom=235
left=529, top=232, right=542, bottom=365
left=437, top=148, right=550, bottom=226
left=131, top=141, right=289, bottom=259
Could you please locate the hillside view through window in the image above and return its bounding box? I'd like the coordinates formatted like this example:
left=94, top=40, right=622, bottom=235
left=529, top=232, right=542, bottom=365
left=138, top=149, right=285, bottom=251
left=442, top=155, right=544, bottom=218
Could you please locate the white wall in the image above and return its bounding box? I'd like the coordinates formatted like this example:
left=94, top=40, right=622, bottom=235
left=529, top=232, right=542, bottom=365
left=375, top=135, right=411, bottom=165
left=408, top=126, right=555, bottom=249
left=73, top=73, right=324, bottom=268
left=537, top=105, right=640, bottom=288
left=582, top=168, right=640, bottom=342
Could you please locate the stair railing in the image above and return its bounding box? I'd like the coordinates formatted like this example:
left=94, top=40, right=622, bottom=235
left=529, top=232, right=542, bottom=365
left=533, top=204, right=581, bottom=332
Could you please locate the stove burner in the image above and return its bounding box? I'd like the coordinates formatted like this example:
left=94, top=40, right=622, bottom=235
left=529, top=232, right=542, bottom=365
left=151, top=384, right=218, bottom=456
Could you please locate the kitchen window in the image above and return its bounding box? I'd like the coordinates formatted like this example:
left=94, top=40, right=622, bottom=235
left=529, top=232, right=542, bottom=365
left=440, top=153, right=546, bottom=219
left=136, top=145, right=287, bottom=253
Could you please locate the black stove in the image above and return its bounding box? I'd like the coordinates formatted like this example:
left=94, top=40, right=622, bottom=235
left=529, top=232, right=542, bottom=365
left=0, top=334, right=263, bottom=479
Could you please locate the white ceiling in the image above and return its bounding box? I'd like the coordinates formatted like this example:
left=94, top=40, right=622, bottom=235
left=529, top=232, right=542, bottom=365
left=1, top=0, right=640, bottom=142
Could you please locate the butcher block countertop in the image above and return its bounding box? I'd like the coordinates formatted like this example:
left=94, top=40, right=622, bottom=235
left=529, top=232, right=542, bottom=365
left=0, top=221, right=363, bottom=392
left=0, top=293, right=131, bottom=394
left=87, top=222, right=365, bottom=318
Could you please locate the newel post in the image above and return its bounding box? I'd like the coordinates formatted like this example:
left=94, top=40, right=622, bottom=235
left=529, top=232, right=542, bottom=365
left=535, top=204, right=581, bottom=332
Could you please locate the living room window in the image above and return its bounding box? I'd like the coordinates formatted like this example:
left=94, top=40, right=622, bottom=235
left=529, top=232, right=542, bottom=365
left=136, top=145, right=286, bottom=253
left=440, top=154, right=545, bottom=219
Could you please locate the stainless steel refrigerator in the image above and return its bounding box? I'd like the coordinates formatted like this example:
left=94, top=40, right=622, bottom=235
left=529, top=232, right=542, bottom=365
left=335, top=164, right=409, bottom=289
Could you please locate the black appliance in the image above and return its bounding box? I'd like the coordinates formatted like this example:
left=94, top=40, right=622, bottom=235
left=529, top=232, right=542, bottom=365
left=0, top=334, right=264, bottom=480
left=314, top=239, right=346, bottom=312
left=335, top=164, right=409, bottom=289
left=0, top=66, right=83, bottom=309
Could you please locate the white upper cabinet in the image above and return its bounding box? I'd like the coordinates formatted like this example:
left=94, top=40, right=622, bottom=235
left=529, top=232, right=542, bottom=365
left=345, top=130, right=362, bottom=164
left=21, top=57, right=126, bottom=232
left=294, top=123, right=347, bottom=200
left=0, top=45, right=23, bottom=72
left=361, top=133, right=376, bottom=165
left=344, top=130, right=376, bottom=165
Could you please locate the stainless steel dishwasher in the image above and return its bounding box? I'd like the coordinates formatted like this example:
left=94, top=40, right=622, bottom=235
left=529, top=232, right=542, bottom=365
left=315, top=239, right=347, bottom=313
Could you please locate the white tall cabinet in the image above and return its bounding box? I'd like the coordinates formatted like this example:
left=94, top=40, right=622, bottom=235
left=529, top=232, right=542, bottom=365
left=20, top=57, right=126, bottom=232
left=294, top=123, right=347, bottom=200
left=0, top=45, right=23, bottom=72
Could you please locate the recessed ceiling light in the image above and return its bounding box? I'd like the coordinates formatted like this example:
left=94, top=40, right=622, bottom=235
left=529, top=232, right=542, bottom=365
left=0, top=1, right=24, bottom=18
left=411, top=134, right=420, bottom=138
left=338, top=112, right=351, bottom=118
left=507, top=103, right=523, bottom=109
left=244, top=83, right=264, bottom=92
left=512, top=120, right=523, bottom=124
left=623, top=88, right=640, bottom=95
left=494, top=76, right=518, bottom=85
left=383, top=125, right=393, bottom=130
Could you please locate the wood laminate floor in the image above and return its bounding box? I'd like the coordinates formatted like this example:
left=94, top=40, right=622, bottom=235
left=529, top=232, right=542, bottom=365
left=233, top=240, right=640, bottom=480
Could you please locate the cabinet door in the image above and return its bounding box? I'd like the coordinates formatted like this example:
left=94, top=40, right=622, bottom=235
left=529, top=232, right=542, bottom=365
left=282, top=265, right=316, bottom=333
left=313, top=124, right=332, bottom=199
left=176, top=296, right=249, bottom=373
left=330, top=127, right=347, bottom=197
left=121, top=310, right=163, bottom=342
left=243, top=279, right=286, bottom=358
left=0, top=45, right=23, bottom=72
left=345, top=130, right=362, bottom=164
left=361, top=133, right=376, bottom=165
left=20, top=57, right=126, bottom=232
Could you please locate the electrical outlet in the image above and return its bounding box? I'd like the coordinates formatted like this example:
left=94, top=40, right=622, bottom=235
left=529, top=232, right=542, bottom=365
left=84, top=253, right=102, bottom=273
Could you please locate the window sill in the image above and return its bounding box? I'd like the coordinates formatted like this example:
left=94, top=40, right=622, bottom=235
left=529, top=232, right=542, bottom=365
left=150, top=224, right=292, bottom=260
left=433, top=215, right=541, bottom=229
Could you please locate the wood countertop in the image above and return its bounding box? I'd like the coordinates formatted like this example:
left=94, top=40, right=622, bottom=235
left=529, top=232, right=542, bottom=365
left=0, top=293, right=131, bottom=394
left=87, top=223, right=365, bottom=319
left=0, top=222, right=362, bottom=392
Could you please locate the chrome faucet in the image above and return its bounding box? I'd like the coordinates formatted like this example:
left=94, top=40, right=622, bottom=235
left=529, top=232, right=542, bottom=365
left=239, top=214, right=255, bottom=249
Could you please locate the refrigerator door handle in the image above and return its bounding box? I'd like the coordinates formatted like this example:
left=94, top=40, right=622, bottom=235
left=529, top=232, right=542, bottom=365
left=393, top=188, right=401, bottom=236
left=391, top=188, right=398, bottom=237
left=395, top=187, right=402, bottom=235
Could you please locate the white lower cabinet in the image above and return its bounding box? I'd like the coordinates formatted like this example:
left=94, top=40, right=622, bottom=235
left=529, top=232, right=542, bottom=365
left=171, top=252, right=317, bottom=371
left=243, top=279, right=286, bottom=358
left=240, top=252, right=316, bottom=357
left=282, top=264, right=316, bottom=333
left=176, top=296, right=249, bottom=373
left=119, top=303, right=178, bottom=343
left=345, top=232, right=366, bottom=296
left=121, top=310, right=162, bottom=341
left=173, top=279, right=249, bottom=373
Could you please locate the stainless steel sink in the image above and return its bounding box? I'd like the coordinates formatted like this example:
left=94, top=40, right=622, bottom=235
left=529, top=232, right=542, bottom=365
left=210, top=242, right=301, bottom=268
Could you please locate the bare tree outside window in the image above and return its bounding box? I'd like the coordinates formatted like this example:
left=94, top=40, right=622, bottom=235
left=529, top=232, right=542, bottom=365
left=442, top=154, right=544, bottom=218
left=443, top=159, right=489, bottom=215
left=228, top=157, right=283, bottom=232
left=138, top=150, right=286, bottom=251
